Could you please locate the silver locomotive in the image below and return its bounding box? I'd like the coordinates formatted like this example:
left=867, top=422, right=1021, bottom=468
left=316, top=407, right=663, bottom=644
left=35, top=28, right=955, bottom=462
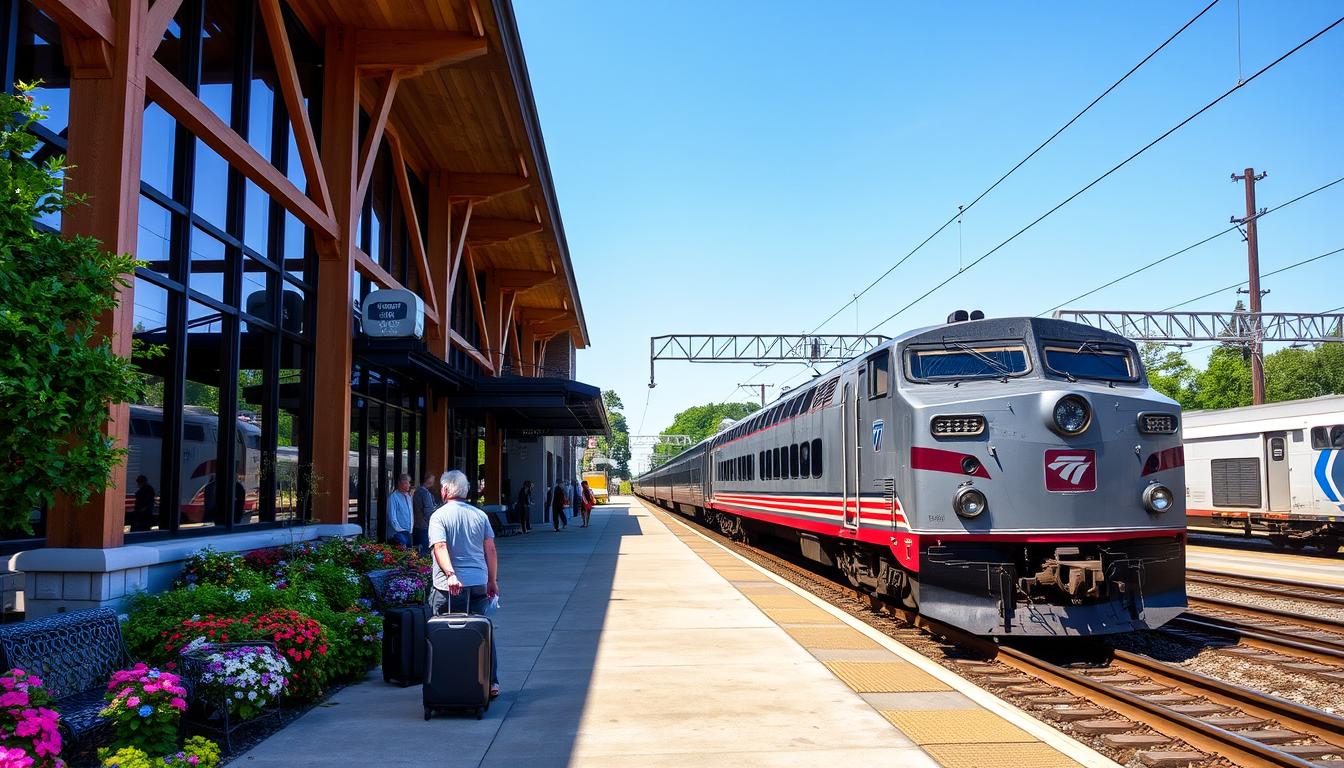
left=635, top=314, right=1187, bottom=636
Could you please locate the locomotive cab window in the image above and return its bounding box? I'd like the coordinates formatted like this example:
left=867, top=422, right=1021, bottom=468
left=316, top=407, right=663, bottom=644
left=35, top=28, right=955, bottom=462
left=867, top=351, right=890, bottom=398
left=906, top=344, right=1029, bottom=382
left=1310, top=425, right=1344, bottom=450
left=1043, top=342, right=1137, bottom=383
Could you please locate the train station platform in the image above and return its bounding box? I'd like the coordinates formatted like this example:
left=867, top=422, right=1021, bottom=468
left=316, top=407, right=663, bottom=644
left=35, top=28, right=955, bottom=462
left=236, top=497, right=1114, bottom=768
left=1188, top=543, right=1344, bottom=587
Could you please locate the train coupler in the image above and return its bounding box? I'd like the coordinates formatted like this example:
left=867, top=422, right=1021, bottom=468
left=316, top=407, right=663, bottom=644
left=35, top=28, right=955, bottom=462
left=1019, top=547, right=1106, bottom=603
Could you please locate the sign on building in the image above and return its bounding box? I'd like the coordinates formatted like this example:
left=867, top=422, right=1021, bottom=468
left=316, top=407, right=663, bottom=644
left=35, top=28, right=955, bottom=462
left=361, top=289, right=424, bottom=339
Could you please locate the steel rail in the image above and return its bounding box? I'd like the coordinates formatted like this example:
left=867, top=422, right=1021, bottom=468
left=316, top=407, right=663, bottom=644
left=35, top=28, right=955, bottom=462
left=1186, top=594, right=1344, bottom=636
left=1170, top=614, right=1344, bottom=664
left=1187, top=569, right=1344, bottom=606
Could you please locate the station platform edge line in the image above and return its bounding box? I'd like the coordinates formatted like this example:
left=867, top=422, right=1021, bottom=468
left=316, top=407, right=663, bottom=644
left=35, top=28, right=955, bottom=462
left=635, top=498, right=1120, bottom=768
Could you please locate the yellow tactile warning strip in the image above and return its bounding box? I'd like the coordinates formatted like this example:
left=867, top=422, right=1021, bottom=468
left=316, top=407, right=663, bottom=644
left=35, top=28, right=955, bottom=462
left=642, top=501, right=1090, bottom=768
left=783, top=626, right=883, bottom=649
left=824, top=661, right=953, bottom=693
left=923, top=743, right=1084, bottom=768
left=760, top=606, right=842, bottom=625
left=881, top=710, right=1036, bottom=744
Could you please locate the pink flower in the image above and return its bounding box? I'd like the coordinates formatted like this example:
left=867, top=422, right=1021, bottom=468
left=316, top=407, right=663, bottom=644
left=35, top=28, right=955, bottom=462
left=0, top=745, right=35, bottom=768
left=170, top=697, right=187, bottom=711
left=126, top=695, right=140, bottom=708
left=0, top=691, right=29, bottom=707
left=143, top=684, right=160, bottom=693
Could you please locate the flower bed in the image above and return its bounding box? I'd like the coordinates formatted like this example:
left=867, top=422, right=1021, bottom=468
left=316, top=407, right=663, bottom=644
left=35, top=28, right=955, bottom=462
left=99, top=665, right=188, bottom=758
left=191, top=645, right=290, bottom=722
left=0, top=669, right=63, bottom=768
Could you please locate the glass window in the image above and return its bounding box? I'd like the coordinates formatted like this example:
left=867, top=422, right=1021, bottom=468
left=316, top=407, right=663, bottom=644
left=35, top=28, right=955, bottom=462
left=181, top=300, right=231, bottom=531
left=192, top=139, right=231, bottom=230
left=800, top=441, right=810, bottom=477
left=1310, top=426, right=1344, bottom=450
left=188, top=226, right=228, bottom=304
left=790, top=444, right=799, bottom=478
left=907, top=344, right=1030, bottom=381
left=868, top=351, right=890, bottom=398
left=141, top=103, right=177, bottom=193
left=137, top=198, right=176, bottom=281
left=811, top=439, right=822, bottom=478
left=241, top=257, right=275, bottom=320
left=1043, top=343, right=1136, bottom=382
left=126, top=279, right=172, bottom=533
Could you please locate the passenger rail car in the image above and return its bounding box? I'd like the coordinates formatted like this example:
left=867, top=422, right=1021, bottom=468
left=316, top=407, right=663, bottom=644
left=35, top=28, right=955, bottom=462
left=635, top=315, right=1187, bottom=637
left=1183, top=395, right=1344, bottom=553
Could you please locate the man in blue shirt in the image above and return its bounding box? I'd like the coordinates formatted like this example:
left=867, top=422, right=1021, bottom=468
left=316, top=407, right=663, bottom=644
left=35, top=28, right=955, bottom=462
left=428, top=469, right=500, bottom=698
left=386, top=474, right=413, bottom=547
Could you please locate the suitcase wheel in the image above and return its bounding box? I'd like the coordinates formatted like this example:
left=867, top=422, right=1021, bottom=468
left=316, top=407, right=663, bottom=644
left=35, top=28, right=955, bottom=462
left=424, top=708, right=432, bottom=721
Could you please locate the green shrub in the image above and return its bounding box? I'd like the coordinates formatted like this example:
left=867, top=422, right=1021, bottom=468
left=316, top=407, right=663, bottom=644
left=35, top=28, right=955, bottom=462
left=100, top=735, right=220, bottom=768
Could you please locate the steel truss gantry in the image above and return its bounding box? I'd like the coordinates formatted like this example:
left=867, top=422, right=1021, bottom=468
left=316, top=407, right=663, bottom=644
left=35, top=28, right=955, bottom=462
left=648, top=334, right=889, bottom=387
left=1051, top=310, right=1344, bottom=343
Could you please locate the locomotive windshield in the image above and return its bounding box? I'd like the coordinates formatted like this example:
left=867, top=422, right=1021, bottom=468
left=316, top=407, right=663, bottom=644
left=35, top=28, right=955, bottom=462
left=906, top=344, right=1030, bottom=381
left=1042, top=341, right=1136, bottom=382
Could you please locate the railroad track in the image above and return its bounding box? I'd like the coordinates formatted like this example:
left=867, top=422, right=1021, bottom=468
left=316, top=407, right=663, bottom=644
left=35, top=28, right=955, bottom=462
left=639, top=500, right=1344, bottom=768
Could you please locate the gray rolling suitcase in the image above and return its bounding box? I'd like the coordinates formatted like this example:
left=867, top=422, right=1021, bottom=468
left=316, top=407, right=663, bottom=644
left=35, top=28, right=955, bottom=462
left=422, top=612, right=492, bottom=720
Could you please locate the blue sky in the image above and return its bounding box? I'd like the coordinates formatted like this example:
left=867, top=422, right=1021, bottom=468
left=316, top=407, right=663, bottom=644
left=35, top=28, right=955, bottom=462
left=513, top=1, right=1344, bottom=471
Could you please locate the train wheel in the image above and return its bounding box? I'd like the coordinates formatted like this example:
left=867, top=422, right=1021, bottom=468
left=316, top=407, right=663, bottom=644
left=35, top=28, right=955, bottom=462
left=898, top=576, right=919, bottom=610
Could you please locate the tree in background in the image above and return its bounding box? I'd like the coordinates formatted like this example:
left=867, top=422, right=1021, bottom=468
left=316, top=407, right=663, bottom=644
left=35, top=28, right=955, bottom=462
left=1141, top=339, right=1344, bottom=412
left=0, top=84, right=145, bottom=534
left=586, top=389, right=631, bottom=479
left=652, top=401, right=760, bottom=467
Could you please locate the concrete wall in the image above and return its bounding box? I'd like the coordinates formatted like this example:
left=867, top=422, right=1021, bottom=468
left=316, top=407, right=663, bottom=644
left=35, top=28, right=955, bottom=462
left=7, top=523, right=360, bottom=619
left=504, top=435, right=578, bottom=525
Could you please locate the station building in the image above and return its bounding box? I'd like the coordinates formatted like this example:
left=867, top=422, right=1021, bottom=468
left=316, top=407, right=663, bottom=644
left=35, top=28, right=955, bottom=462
left=0, top=0, right=606, bottom=617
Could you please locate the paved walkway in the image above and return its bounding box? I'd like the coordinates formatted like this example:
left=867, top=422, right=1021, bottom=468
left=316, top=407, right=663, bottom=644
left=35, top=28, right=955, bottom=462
left=236, top=497, right=1111, bottom=768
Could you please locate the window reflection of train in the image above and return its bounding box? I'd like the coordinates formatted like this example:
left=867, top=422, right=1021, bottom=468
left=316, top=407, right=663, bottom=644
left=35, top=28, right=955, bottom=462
left=125, top=405, right=262, bottom=523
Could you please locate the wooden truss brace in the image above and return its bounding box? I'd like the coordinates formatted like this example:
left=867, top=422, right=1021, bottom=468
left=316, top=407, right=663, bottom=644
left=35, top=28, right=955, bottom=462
left=354, top=73, right=401, bottom=211
left=257, top=0, right=332, bottom=220
left=388, top=132, right=439, bottom=324
left=353, top=247, right=440, bottom=327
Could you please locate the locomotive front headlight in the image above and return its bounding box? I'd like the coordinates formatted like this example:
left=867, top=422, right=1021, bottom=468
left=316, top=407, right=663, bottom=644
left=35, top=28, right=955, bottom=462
left=953, top=486, right=988, bottom=519
left=1143, top=483, right=1174, bottom=514
left=1052, top=395, right=1091, bottom=435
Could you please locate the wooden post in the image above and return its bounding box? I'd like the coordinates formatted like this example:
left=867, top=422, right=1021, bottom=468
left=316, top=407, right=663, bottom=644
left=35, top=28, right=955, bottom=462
left=310, top=26, right=359, bottom=525
left=47, top=0, right=147, bottom=548
left=423, top=172, right=454, bottom=477
left=484, top=411, right=502, bottom=506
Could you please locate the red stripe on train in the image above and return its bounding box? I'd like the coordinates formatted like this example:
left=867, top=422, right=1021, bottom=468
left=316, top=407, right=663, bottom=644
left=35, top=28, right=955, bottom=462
left=910, top=446, right=990, bottom=478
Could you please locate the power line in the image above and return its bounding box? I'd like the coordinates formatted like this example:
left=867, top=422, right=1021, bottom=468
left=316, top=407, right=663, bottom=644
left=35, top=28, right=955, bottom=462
left=805, top=0, right=1223, bottom=338
left=864, top=14, right=1344, bottom=336
left=1040, top=173, right=1344, bottom=315
left=1162, top=245, right=1344, bottom=311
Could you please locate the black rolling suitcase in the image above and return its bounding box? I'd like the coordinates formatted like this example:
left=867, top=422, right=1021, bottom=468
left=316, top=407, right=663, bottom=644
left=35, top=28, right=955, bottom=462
left=422, top=612, right=492, bottom=720
left=382, top=604, right=431, bottom=686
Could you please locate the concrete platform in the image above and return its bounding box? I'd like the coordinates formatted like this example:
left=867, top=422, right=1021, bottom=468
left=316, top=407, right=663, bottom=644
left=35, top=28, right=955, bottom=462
left=235, top=497, right=1114, bottom=768
left=1188, top=544, right=1344, bottom=587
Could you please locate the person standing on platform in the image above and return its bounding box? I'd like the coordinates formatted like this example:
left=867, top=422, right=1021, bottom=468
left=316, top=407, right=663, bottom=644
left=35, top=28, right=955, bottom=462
left=131, top=475, right=156, bottom=532
left=386, top=473, right=414, bottom=548
left=428, top=469, right=500, bottom=699
left=580, top=480, right=596, bottom=528
left=513, top=480, right=534, bottom=533
left=413, top=472, right=438, bottom=555
left=551, top=482, right=568, bottom=531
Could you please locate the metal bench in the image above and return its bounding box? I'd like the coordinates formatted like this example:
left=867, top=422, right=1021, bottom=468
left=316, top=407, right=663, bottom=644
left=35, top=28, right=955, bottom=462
left=0, top=607, right=133, bottom=751
left=483, top=504, right=522, bottom=537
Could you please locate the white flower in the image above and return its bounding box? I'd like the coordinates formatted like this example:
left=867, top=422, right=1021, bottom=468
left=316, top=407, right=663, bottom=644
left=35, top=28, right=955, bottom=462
left=247, top=691, right=257, bottom=700
left=234, top=691, right=244, bottom=699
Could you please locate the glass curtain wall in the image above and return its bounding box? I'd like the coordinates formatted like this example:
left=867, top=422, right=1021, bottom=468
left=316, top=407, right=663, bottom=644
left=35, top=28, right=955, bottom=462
left=349, top=364, right=427, bottom=540
left=127, top=0, right=319, bottom=537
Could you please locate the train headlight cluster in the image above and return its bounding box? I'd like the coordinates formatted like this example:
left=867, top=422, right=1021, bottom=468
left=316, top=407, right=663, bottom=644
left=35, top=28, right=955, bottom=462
left=1052, top=395, right=1091, bottom=435
left=1138, top=413, right=1178, bottom=434
left=1143, top=483, right=1174, bottom=514
left=953, top=486, right=988, bottom=519
left=931, top=415, right=986, bottom=437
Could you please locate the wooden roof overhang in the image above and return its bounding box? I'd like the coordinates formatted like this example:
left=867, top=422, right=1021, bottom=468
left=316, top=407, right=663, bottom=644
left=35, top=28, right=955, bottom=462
left=284, top=0, right=588, bottom=349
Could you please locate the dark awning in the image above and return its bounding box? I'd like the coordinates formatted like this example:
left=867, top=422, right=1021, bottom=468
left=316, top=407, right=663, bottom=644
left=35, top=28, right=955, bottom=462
left=454, top=375, right=609, bottom=437
left=354, top=339, right=607, bottom=437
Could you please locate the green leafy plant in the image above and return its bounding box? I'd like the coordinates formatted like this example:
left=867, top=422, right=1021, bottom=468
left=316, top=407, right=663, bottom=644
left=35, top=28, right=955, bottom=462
left=0, top=83, right=149, bottom=535
left=100, top=735, right=220, bottom=768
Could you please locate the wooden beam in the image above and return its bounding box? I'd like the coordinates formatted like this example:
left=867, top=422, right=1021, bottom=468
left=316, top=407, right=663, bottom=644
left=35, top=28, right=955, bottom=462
left=507, top=308, right=522, bottom=371
left=389, top=134, right=438, bottom=324
left=445, top=172, right=530, bottom=201
left=492, top=269, right=560, bottom=291
left=426, top=172, right=453, bottom=353
left=466, top=217, right=543, bottom=245
left=141, top=0, right=181, bottom=67
left=311, top=24, right=359, bottom=525
left=465, top=248, right=489, bottom=349
left=47, top=0, right=144, bottom=548
left=525, top=319, right=576, bottom=336
left=484, top=276, right=503, bottom=373
left=500, top=291, right=518, bottom=371
left=32, top=0, right=112, bottom=44
left=258, top=0, right=332, bottom=219
left=356, top=30, right=486, bottom=74
left=450, top=330, right=494, bottom=374
left=146, top=59, right=338, bottom=240
left=354, top=73, right=399, bottom=212
left=447, top=201, right=474, bottom=302
left=516, top=308, right=569, bottom=324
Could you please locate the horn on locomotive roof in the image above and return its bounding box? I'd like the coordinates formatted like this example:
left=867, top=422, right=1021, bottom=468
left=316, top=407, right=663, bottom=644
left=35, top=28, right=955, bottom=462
left=946, top=309, right=986, bottom=323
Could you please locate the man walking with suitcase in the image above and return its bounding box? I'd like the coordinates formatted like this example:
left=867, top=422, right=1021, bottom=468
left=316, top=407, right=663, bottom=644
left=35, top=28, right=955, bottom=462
left=428, top=469, right=501, bottom=700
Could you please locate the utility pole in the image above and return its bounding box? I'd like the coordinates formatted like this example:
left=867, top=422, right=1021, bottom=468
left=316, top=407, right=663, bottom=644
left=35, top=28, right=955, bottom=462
left=737, top=383, right=771, bottom=407
left=1232, top=168, right=1268, bottom=404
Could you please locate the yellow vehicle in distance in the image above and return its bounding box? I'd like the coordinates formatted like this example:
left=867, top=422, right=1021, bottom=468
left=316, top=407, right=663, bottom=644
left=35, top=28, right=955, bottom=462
left=582, top=470, right=610, bottom=504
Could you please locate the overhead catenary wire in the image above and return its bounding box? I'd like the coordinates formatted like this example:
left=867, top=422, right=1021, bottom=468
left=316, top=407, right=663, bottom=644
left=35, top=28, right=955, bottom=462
left=1162, top=245, right=1344, bottom=311
left=804, top=0, right=1223, bottom=338
left=864, top=14, right=1344, bottom=337
left=1039, top=173, right=1344, bottom=316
